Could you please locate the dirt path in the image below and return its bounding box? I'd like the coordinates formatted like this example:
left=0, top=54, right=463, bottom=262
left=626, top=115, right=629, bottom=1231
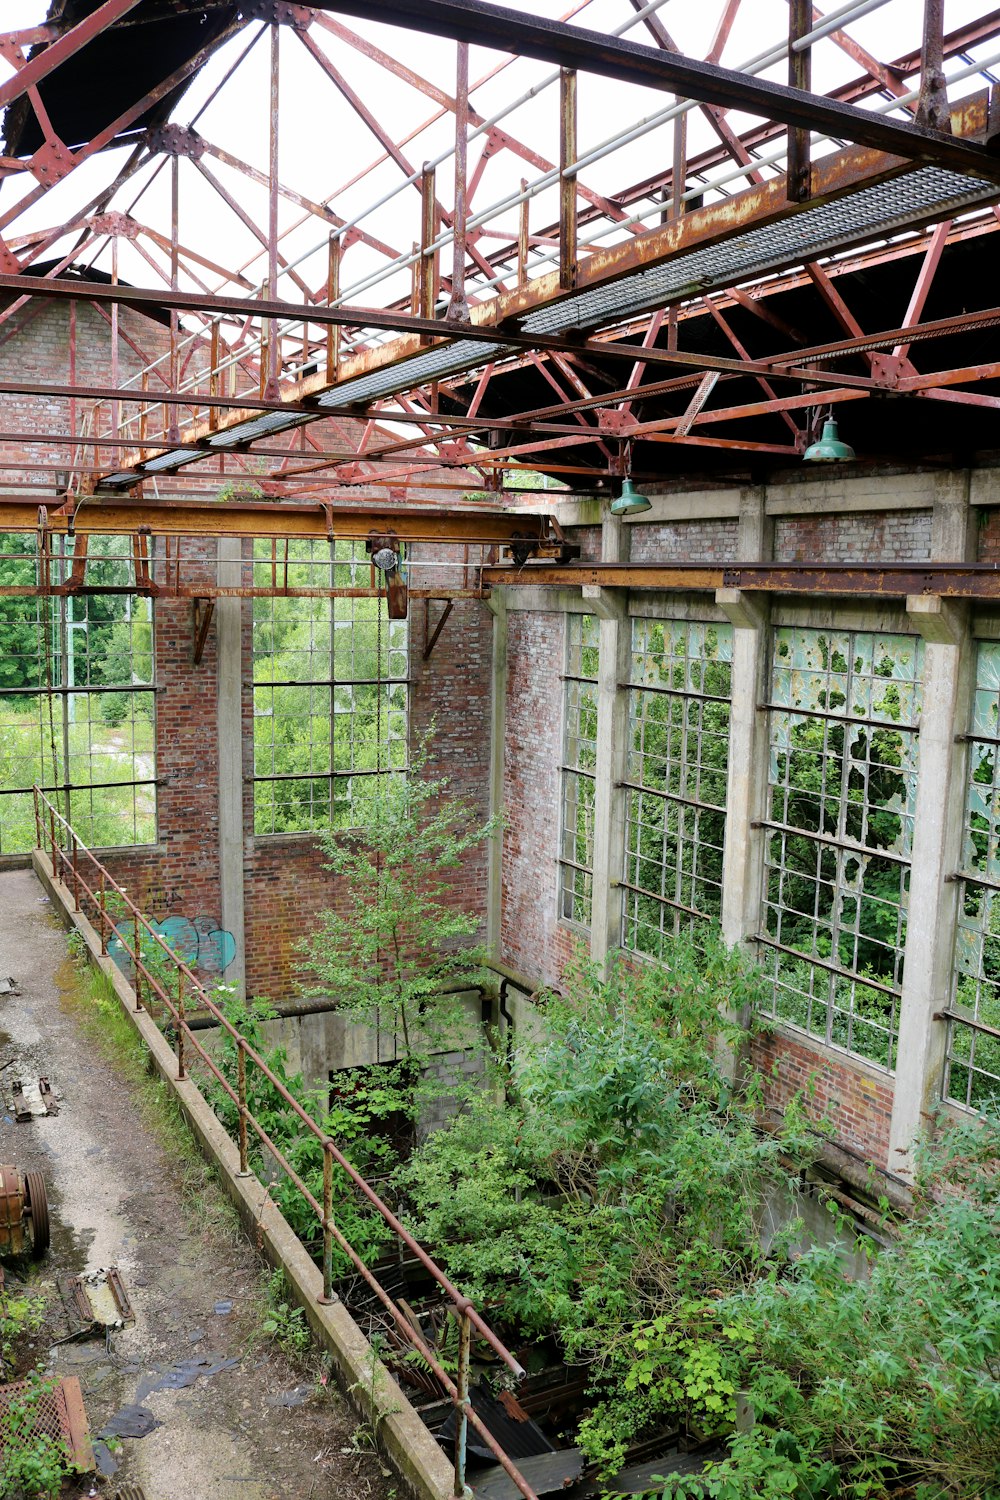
left=0, top=868, right=393, bottom=1500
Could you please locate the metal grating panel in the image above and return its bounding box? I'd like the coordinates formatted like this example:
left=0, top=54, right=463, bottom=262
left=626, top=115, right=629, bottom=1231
left=0, top=1375, right=94, bottom=1471
left=558, top=613, right=599, bottom=927
left=521, top=167, right=999, bottom=335
left=316, top=338, right=512, bottom=408
left=141, top=447, right=207, bottom=471
left=206, top=409, right=312, bottom=447
left=756, top=626, right=923, bottom=1071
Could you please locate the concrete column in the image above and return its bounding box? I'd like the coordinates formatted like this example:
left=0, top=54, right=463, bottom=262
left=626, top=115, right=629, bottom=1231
left=719, top=484, right=773, bottom=952
left=217, top=538, right=247, bottom=994
left=930, top=469, right=976, bottom=563
left=889, top=596, right=972, bottom=1174
left=486, top=590, right=507, bottom=961
left=889, top=474, right=974, bottom=1172
left=589, top=515, right=631, bottom=972
left=717, top=589, right=771, bottom=952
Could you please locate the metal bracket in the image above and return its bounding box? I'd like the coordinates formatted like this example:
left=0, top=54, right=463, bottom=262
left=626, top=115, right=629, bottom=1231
left=423, top=598, right=454, bottom=659
left=192, top=598, right=215, bottom=665
left=132, top=527, right=158, bottom=597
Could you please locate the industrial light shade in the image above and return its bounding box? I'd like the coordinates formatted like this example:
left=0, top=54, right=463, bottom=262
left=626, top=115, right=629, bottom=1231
left=803, top=417, right=855, bottom=463
left=610, top=478, right=652, bottom=515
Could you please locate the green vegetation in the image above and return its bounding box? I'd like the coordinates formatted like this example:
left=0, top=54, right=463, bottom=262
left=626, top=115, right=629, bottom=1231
left=393, top=945, right=1000, bottom=1498
left=0, top=1289, right=45, bottom=1381
left=210, top=753, right=498, bottom=1270
left=0, top=1375, right=72, bottom=1500
left=297, top=742, right=499, bottom=1062
left=259, top=1269, right=312, bottom=1355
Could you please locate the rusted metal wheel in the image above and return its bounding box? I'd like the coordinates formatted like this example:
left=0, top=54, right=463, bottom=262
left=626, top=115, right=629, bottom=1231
left=23, top=1170, right=49, bottom=1256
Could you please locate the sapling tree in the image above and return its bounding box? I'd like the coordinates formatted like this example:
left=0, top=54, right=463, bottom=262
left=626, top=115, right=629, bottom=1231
left=297, top=740, right=500, bottom=1071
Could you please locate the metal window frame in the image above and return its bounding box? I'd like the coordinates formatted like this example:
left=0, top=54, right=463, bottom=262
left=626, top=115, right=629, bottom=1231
left=0, top=535, right=157, bottom=855
left=250, top=538, right=409, bottom=837
left=621, top=616, right=732, bottom=960
left=757, top=624, right=924, bottom=1072
left=944, top=638, right=1000, bottom=1111
left=557, top=612, right=599, bottom=928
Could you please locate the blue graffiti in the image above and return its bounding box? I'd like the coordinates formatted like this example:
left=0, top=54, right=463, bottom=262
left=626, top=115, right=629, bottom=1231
left=109, top=914, right=237, bottom=977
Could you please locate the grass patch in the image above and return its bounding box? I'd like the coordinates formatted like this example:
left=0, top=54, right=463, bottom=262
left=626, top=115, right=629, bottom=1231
left=60, top=941, right=243, bottom=1247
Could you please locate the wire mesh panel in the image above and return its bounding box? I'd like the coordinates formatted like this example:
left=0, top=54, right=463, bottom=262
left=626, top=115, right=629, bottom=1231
left=756, top=627, right=923, bottom=1070
left=622, top=618, right=731, bottom=956
left=251, top=540, right=408, bottom=834
left=0, top=535, right=155, bottom=853
left=558, top=614, right=599, bottom=926
left=946, top=640, right=1000, bottom=1111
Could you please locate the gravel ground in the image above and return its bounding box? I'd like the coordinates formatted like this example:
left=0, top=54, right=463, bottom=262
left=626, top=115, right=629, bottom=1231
left=0, top=867, right=395, bottom=1500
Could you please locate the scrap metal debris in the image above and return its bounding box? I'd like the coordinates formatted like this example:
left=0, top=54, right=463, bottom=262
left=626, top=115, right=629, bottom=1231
left=8, top=1076, right=59, bottom=1120
left=61, top=1268, right=134, bottom=1336
left=100, top=1405, right=161, bottom=1440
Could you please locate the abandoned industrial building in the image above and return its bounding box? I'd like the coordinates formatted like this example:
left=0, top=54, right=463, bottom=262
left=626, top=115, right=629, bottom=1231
left=0, top=1, right=997, bottom=1497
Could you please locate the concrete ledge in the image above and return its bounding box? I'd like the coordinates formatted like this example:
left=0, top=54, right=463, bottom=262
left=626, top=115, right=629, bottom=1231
left=32, top=850, right=455, bottom=1500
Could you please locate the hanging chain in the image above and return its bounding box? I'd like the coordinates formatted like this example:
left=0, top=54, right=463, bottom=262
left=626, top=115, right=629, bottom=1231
left=375, top=581, right=383, bottom=783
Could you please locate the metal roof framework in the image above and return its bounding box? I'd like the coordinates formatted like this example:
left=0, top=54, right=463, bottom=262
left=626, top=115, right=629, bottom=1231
left=0, top=0, right=998, bottom=516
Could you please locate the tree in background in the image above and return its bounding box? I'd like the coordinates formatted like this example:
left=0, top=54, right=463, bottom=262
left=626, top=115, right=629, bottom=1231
left=296, top=740, right=499, bottom=1069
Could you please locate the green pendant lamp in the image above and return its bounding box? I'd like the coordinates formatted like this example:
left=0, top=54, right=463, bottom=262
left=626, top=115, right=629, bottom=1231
left=803, top=416, right=855, bottom=463
left=610, top=477, right=652, bottom=515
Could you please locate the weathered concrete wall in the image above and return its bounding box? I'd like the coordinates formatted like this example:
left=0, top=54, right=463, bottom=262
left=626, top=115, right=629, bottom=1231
left=495, top=465, right=999, bottom=1179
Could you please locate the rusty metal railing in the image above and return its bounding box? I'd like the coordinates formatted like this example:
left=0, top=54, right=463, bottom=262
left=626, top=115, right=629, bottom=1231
left=33, top=785, right=536, bottom=1500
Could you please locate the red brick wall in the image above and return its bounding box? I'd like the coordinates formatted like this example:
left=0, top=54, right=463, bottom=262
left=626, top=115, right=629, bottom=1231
left=102, top=541, right=223, bottom=928
left=751, top=1028, right=894, bottom=1166
left=629, top=518, right=740, bottom=562
left=774, top=510, right=932, bottom=563
left=242, top=557, right=494, bottom=1000
left=500, top=609, right=583, bottom=988
left=977, top=509, right=1000, bottom=561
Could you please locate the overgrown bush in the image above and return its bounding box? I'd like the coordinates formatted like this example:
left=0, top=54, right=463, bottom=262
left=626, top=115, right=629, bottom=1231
left=395, top=938, right=814, bottom=1473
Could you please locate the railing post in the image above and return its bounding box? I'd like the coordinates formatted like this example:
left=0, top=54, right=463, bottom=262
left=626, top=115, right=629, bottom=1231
left=454, top=1307, right=472, bottom=1498
left=71, top=835, right=79, bottom=912
left=98, top=869, right=107, bottom=954
left=236, top=1041, right=250, bottom=1176
left=48, top=805, right=57, bottom=876
left=319, top=1141, right=335, bottom=1305
left=176, top=970, right=186, bottom=1080
left=33, top=787, right=41, bottom=850
left=133, top=909, right=143, bottom=1013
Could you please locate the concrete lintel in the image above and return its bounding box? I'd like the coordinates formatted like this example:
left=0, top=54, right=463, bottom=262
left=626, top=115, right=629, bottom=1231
left=906, top=594, right=967, bottom=645
left=32, top=849, right=455, bottom=1500
left=969, top=468, right=1000, bottom=507
left=555, top=497, right=604, bottom=528
left=766, top=469, right=942, bottom=516
left=716, top=587, right=768, bottom=631
left=629, top=590, right=729, bottom=622
left=499, top=585, right=590, bottom=614
left=581, top=583, right=626, bottom=620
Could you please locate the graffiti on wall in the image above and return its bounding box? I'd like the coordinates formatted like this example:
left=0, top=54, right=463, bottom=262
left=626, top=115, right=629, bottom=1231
left=109, top=913, right=237, bottom=977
